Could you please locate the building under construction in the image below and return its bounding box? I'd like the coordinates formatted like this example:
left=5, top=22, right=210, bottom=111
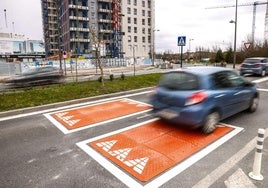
left=41, top=0, right=155, bottom=59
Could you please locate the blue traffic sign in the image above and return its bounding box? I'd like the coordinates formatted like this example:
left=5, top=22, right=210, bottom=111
left=178, top=36, right=186, bottom=46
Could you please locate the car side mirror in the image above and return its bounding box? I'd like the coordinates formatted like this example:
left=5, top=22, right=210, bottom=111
left=244, top=81, right=254, bottom=87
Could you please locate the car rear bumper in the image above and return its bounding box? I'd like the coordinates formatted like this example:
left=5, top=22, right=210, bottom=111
left=152, top=104, right=206, bottom=129
left=240, top=67, right=262, bottom=75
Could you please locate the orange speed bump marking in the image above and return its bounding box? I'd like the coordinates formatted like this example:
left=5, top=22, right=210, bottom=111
left=89, top=120, right=233, bottom=182
left=50, top=98, right=151, bottom=131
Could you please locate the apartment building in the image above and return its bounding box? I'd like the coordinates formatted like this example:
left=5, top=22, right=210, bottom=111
left=41, top=0, right=155, bottom=59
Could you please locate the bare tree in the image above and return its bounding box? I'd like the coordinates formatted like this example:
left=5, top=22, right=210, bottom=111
left=90, top=28, right=105, bottom=85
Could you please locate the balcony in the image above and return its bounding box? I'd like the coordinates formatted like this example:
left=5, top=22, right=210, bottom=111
left=98, top=19, right=113, bottom=23
left=69, top=16, right=89, bottom=21
left=98, top=8, right=112, bottom=13
left=70, top=27, right=90, bottom=32
left=70, top=38, right=90, bottom=42
left=69, top=4, right=89, bottom=10
left=98, top=0, right=113, bottom=3
left=99, top=29, right=113, bottom=33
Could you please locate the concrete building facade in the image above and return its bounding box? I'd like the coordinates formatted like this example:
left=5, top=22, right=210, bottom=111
left=41, top=0, right=155, bottom=60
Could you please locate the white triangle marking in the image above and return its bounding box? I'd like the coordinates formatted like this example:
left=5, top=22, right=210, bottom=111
left=96, top=140, right=117, bottom=152
left=63, top=115, right=74, bottom=121
left=56, top=112, right=68, bottom=117
left=109, top=148, right=132, bottom=161
left=124, top=157, right=149, bottom=174
left=68, top=119, right=80, bottom=126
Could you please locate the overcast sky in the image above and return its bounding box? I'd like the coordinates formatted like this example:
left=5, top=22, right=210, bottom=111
left=0, top=0, right=267, bottom=53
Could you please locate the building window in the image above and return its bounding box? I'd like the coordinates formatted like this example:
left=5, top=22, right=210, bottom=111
left=134, top=8, right=137, bottom=15
left=148, top=36, right=151, bottom=43
left=127, top=0, right=131, bottom=5
left=128, top=17, right=131, bottom=24
left=148, top=0, right=151, bottom=8
left=134, top=36, right=137, bottom=42
left=128, top=26, right=131, bottom=33
left=128, top=36, right=131, bottom=42
left=148, top=10, right=151, bottom=17
left=142, top=28, right=145, bottom=34
left=142, top=1, right=145, bottom=7
left=142, top=10, right=145, bottom=16
left=134, top=0, right=137, bottom=6
left=148, top=18, right=151, bottom=26
left=127, top=7, right=131, bottom=14
left=91, top=2, right=95, bottom=9
left=134, top=18, right=137, bottom=24
left=142, top=19, right=145, bottom=25
left=134, top=27, right=137, bottom=33
left=142, top=36, right=145, bottom=43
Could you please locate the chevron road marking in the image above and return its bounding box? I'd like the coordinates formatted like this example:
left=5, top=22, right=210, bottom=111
left=44, top=98, right=151, bottom=134
left=77, top=119, right=243, bottom=187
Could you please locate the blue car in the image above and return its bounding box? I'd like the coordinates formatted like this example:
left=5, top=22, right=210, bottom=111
left=150, top=67, right=259, bottom=134
left=240, top=57, right=268, bottom=77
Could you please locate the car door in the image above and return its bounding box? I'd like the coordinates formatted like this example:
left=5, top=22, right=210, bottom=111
left=210, top=71, right=248, bottom=118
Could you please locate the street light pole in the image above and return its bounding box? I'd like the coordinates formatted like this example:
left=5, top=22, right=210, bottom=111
left=188, top=38, right=194, bottom=62
left=233, top=0, right=238, bottom=69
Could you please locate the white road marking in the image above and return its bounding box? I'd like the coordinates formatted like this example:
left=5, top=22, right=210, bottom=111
left=224, top=168, right=257, bottom=188
left=252, top=77, right=268, bottom=83
left=76, top=120, right=243, bottom=188
left=258, top=88, right=268, bottom=92
left=193, top=127, right=268, bottom=188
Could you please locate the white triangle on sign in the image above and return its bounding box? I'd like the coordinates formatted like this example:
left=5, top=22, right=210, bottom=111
left=179, top=38, right=185, bottom=45
left=124, top=157, right=149, bottom=174
left=244, top=42, right=251, bottom=50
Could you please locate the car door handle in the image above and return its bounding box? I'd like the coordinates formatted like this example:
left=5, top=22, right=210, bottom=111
left=215, top=94, right=226, bottom=98
left=234, top=90, right=250, bottom=95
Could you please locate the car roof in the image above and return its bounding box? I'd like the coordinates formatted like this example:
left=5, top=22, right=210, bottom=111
left=245, top=57, right=268, bottom=60
left=170, top=66, right=233, bottom=76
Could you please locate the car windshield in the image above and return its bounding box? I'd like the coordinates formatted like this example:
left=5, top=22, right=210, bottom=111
left=158, top=72, right=199, bottom=90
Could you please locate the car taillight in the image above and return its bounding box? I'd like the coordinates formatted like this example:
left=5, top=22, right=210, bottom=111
left=255, top=63, right=262, bottom=67
left=185, top=91, right=207, bottom=106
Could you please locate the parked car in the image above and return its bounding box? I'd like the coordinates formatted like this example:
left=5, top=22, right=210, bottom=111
left=240, top=57, right=268, bottom=77
left=4, top=66, right=64, bottom=88
left=150, top=67, right=259, bottom=134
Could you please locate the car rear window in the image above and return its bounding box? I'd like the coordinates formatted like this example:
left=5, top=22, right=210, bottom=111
left=158, top=72, right=199, bottom=90
left=244, top=59, right=264, bottom=64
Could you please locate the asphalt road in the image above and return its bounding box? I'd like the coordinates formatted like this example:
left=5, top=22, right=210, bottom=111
left=0, top=73, right=268, bottom=187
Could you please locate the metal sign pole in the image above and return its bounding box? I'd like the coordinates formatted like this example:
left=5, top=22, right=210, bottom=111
left=180, top=46, right=183, bottom=68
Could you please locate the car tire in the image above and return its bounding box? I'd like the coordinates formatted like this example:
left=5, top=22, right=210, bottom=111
left=247, top=96, right=259, bottom=112
left=202, top=111, right=219, bottom=134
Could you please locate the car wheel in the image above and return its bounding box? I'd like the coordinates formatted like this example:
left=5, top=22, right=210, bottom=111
left=261, top=70, right=266, bottom=77
left=247, top=96, right=259, bottom=112
left=202, top=111, right=219, bottom=134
